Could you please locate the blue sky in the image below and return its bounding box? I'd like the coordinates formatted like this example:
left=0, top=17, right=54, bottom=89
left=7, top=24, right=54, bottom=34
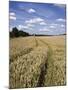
left=9, top=1, right=66, bottom=35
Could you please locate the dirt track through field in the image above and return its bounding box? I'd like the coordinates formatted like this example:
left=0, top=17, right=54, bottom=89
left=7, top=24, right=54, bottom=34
left=34, top=37, right=54, bottom=87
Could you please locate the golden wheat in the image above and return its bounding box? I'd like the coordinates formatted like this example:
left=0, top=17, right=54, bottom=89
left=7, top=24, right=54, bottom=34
left=9, top=35, right=66, bottom=88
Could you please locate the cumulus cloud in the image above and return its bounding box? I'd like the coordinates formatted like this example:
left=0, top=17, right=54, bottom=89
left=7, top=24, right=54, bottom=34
left=28, top=8, right=36, bottom=13
left=61, top=24, right=65, bottom=27
left=9, top=12, right=16, bottom=20
left=49, top=23, right=65, bottom=29
left=25, top=17, right=44, bottom=24
left=27, top=23, right=34, bottom=27
left=53, top=4, right=66, bottom=8
left=10, top=12, right=15, bottom=16
left=56, top=18, right=65, bottom=22
left=18, top=25, right=29, bottom=30
left=39, top=29, right=47, bottom=32
left=39, top=27, right=51, bottom=32
left=50, top=23, right=58, bottom=26
left=10, top=27, right=12, bottom=31
left=49, top=25, right=56, bottom=28
left=39, top=22, right=46, bottom=25
left=10, top=16, right=16, bottom=20
left=18, top=23, right=34, bottom=30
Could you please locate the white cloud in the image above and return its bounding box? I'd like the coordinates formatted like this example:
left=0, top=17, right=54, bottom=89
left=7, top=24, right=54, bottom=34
left=61, top=24, right=65, bottom=27
left=18, top=25, right=22, bottom=30
left=39, top=22, right=46, bottom=25
left=9, top=12, right=16, bottom=20
left=18, top=25, right=29, bottom=30
left=53, top=4, right=66, bottom=8
left=28, top=8, right=36, bottom=13
left=18, top=24, right=34, bottom=30
left=27, top=23, right=34, bottom=27
left=50, top=23, right=58, bottom=26
left=10, top=12, right=15, bottom=16
left=56, top=18, right=65, bottom=22
left=10, top=16, right=16, bottom=20
left=25, top=17, right=44, bottom=24
left=9, top=27, right=12, bottom=31
left=39, top=27, right=51, bottom=32
left=39, top=29, right=47, bottom=32
left=49, top=25, right=56, bottom=28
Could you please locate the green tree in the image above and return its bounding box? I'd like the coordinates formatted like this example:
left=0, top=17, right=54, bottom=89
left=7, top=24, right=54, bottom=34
left=12, top=27, right=19, bottom=37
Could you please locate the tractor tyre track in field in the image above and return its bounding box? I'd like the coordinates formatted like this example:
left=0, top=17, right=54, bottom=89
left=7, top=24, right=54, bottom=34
left=35, top=38, right=54, bottom=87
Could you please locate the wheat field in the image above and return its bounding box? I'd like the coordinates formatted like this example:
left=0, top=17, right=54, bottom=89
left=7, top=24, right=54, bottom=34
left=9, top=35, right=66, bottom=88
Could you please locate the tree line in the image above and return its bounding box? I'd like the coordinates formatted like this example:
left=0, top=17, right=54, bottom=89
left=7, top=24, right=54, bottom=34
left=10, top=27, right=30, bottom=38
left=10, top=27, right=66, bottom=38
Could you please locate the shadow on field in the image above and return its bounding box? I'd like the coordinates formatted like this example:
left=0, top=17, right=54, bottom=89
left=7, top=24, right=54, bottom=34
left=37, top=59, right=48, bottom=87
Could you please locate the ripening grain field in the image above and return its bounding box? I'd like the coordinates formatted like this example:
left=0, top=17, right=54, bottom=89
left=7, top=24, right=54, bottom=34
left=9, top=35, right=66, bottom=88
